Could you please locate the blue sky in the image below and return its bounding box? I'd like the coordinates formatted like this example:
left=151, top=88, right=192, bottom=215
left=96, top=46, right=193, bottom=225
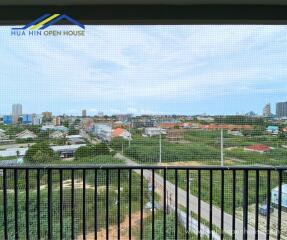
left=0, top=25, right=287, bottom=116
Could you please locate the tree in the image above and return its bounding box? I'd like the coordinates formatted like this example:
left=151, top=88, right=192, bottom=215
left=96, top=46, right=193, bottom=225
left=94, top=143, right=110, bottom=155
left=24, top=142, right=59, bottom=163
left=278, top=131, right=287, bottom=139
left=75, top=143, right=110, bottom=160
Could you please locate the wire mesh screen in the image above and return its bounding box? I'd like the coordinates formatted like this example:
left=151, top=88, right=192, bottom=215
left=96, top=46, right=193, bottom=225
left=0, top=24, right=287, bottom=240
left=1, top=25, right=287, bottom=166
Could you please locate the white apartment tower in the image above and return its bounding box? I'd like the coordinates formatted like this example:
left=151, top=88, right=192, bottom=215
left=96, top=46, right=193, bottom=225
left=12, top=103, right=22, bottom=116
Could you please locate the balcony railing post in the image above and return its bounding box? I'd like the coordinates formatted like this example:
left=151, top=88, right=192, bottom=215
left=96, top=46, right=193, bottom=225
left=60, top=169, right=63, bottom=240
left=221, top=169, right=224, bottom=239
left=209, top=170, right=213, bottom=240
left=140, top=169, right=144, bottom=240
left=94, top=169, right=98, bottom=240
left=186, top=169, right=189, bottom=240
left=106, top=169, right=109, bottom=240
left=278, top=170, right=282, bottom=240
left=243, top=170, right=248, bottom=240
left=117, top=169, right=121, bottom=240
left=266, top=170, right=271, bottom=240
left=163, top=168, right=167, bottom=240
left=3, top=169, right=8, bottom=240
left=175, top=169, right=178, bottom=240
left=128, top=169, right=132, bottom=240
left=255, top=170, right=259, bottom=240
left=48, top=169, right=53, bottom=240
left=152, top=169, right=155, bottom=240
left=14, top=169, right=19, bottom=240
left=83, top=169, right=86, bottom=240
left=71, top=169, right=75, bottom=240
left=232, top=170, right=236, bottom=240
left=37, top=169, right=41, bottom=240
left=198, top=169, right=201, bottom=240
left=25, top=169, right=30, bottom=240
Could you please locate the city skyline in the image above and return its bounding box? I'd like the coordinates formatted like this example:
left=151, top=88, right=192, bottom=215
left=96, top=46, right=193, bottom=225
left=1, top=101, right=286, bottom=117
left=1, top=25, right=287, bottom=115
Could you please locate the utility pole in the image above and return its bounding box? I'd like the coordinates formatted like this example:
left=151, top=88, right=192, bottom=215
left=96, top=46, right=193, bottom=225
left=159, top=131, right=162, bottom=163
left=221, top=128, right=224, bottom=166
left=128, top=121, right=131, bottom=148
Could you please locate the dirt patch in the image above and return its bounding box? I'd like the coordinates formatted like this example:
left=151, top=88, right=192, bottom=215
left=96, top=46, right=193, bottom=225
left=225, top=146, right=239, bottom=151
left=158, top=161, right=202, bottom=166
left=77, top=211, right=150, bottom=240
left=39, top=179, right=123, bottom=193
left=62, top=179, right=95, bottom=190
left=223, top=159, right=236, bottom=165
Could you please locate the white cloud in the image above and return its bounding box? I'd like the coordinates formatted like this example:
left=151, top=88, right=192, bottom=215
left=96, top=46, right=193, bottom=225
left=1, top=25, right=287, bottom=114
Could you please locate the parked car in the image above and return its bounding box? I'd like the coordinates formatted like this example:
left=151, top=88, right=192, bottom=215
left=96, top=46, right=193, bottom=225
left=259, top=204, right=274, bottom=216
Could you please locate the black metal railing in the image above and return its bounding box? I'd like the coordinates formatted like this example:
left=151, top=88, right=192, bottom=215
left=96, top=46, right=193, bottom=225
left=0, top=165, right=286, bottom=239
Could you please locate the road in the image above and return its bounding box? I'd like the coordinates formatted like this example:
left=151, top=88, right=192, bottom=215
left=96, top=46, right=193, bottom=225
left=115, top=153, right=266, bottom=240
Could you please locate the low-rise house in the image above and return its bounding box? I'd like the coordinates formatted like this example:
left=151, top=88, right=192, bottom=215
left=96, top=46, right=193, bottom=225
left=266, top=126, right=279, bottom=135
left=82, top=118, right=94, bottom=131
left=271, top=184, right=287, bottom=209
left=144, top=127, right=166, bottom=137
left=16, top=130, right=37, bottom=140
left=41, top=125, right=68, bottom=132
left=132, top=119, right=156, bottom=128
left=49, top=131, right=66, bottom=139
left=227, top=130, right=243, bottom=136
left=0, top=131, right=12, bottom=144
left=93, top=124, right=112, bottom=142
left=160, top=123, right=182, bottom=129
left=112, top=128, right=131, bottom=140
left=200, top=124, right=253, bottom=131
left=51, top=144, right=86, bottom=158
left=0, top=147, right=28, bottom=157
left=244, top=144, right=272, bottom=153
left=181, top=122, right=195, bottom=128
left=112, top=121, right=125, bottom=129
left=66, top=134, right=86, bottom=144
left=0, top=130, right=7, bottom=138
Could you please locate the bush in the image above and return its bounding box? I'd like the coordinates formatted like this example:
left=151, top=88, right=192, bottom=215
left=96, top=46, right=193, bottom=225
left=75, top=143, right=110, bottom=160
left=24, top=142, right=59, bottom=163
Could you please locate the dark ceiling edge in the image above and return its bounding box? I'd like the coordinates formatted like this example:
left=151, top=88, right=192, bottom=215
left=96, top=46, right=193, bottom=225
left=1, top=4, right=287, bottom=25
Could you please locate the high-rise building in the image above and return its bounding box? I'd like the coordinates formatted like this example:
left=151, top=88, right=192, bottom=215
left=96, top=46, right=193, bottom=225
left=263, top=103, right=271, bottom=117
left=3, top=115, right=12, bottom=125
left=42, top=112, right=52, bottom=120
left=32, top=114, right=43, bottom=125
left=82, top=110, right=87, bottom=118
left=53, top=117, right=61, bottom=126
left=12, top=104, right=22, bottom=116
left=276, top=101, right=287, bottom=118
left=22, top=114, right=33, bottom=124
left=12, top=104, right=22, bottom=124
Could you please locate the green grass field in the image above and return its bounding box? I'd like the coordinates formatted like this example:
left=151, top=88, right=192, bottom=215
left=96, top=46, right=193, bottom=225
left=111, top=129, right=287, bottom=166
left=0, top=168, right=150, bottom=239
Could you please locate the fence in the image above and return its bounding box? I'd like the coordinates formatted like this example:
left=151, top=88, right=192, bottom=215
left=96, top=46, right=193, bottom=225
left=0, top=165, right=286, bottom=239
